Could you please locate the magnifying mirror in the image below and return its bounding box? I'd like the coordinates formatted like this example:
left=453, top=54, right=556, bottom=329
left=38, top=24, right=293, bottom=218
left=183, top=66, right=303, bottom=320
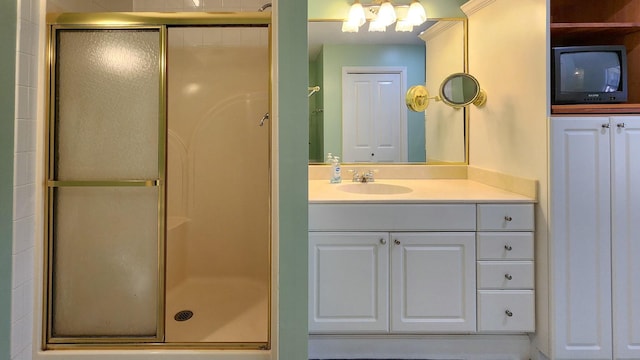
left=405, top=73, right=487, bottom=111
left=439, top=73, right=487, bottom=108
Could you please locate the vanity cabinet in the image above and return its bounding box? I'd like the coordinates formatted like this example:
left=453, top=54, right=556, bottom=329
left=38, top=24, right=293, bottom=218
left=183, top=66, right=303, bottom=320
left=309, top=202, right=534, bottom=335
left=476, top=204, right=535, bottom=333
left=550, top=116, right=640, bottom=359
left=308, top=232, right=389, bottom=333
left=390, top=232, right=476, bottom=333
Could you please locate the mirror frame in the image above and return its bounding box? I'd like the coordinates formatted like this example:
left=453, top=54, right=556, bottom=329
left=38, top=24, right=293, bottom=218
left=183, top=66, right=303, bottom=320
left=439, top=72, right=486, bottom=108
left=308, top=17, right=469, bottom=165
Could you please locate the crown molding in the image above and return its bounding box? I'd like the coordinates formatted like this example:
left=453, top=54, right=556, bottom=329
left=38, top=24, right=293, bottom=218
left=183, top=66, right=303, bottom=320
left=419, top=19, right=460, bottom=42
left=460, top=0, right=496, bottom=17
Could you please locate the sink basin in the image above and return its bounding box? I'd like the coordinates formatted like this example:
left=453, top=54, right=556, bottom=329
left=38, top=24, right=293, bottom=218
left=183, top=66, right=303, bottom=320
left=337, top=183, right=413, bottom=195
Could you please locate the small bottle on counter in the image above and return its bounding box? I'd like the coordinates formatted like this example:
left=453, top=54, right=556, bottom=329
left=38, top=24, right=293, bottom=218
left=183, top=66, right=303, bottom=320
left=327, top=153, right=342, bottom=183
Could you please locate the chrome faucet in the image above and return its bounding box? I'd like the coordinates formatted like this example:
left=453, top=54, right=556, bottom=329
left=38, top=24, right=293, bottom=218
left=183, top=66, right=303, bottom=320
left=351, top=169, right=375, bottom=183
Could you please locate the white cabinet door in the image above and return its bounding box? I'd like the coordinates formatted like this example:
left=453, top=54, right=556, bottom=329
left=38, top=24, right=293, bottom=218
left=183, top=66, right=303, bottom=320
left=390, top=232, right=476, bottom=332
left=309, top=232, right=389, bottom=333
left=611, top=117, right=640, bottom=359
left=550, top=117, right=612, bottom=359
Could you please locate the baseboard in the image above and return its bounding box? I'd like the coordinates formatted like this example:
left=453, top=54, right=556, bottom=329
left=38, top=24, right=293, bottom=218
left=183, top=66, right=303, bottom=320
left=309, top=334, right=532, bottom=360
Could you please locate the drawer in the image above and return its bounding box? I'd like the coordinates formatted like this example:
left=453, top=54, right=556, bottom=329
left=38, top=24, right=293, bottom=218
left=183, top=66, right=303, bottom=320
left=477, top=204, right=534, bottom=231
left=477, top=290, right=534, bottom=332
left=309, top=204, right=476, bottom=231
left=477, top=232, right=534, bottom=260
left=477, top=261, right=534, bottom=289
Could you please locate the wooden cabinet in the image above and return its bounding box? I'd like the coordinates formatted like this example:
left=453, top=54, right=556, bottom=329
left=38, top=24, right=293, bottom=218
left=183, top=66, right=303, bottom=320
left=550, top=115, right=640, bottom=359
left=550, top=0, right=640, bottom=113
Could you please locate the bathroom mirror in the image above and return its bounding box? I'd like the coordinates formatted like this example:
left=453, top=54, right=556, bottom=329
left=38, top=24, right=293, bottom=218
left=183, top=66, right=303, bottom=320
left=308, top=18, right=468, bottom=164
left=439, top=73, right=486, bottom=108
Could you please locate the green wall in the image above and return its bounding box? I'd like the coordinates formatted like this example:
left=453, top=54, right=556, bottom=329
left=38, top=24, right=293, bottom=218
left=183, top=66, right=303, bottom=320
left=308, top=0, right=467, bottom=20
left=0, top=1, right=16, bottom=358
left=321, top=44, right=425, bottom=161
left=278, top=0, right=309, bottom=358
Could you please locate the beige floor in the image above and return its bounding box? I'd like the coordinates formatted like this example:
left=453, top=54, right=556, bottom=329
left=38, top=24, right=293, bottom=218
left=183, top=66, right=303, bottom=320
left=165, top=277, right=268, bottom=343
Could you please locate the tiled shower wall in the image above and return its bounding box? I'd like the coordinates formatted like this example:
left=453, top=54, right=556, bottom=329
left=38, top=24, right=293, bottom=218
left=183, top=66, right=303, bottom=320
left=10, top=1, right=273, bottom=359
left=12, top=0, right=40, bottom=358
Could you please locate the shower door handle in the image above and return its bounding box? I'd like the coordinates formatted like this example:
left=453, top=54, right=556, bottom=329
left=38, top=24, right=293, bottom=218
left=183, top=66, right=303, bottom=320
left=259, top=112, right=269, bottom=126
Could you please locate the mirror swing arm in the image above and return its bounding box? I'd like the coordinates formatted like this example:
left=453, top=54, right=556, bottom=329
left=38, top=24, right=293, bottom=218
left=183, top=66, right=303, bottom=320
left=406, top=72, right=487, bottom=111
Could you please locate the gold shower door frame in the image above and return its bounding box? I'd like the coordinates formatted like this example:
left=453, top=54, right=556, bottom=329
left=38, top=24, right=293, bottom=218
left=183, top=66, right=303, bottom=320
left=44, top=12, right=272, bottom=350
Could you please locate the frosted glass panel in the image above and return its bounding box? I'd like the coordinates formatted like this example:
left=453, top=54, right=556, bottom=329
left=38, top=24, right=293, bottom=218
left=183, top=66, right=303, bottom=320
left=55, top=29, right=160, bottom=181
left=52, top=186, right=159, bottom=337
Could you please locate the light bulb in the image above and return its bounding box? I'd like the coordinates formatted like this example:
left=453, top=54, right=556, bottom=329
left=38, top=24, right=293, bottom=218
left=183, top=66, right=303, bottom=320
left=368, top=19, right=387, bottom=32
left=407, top=0, right=427, bottom=26
left=377, top=1, right=397, bottom=27
left=342, top=21, right=360, bottom=33
left=347, top=2, right=366, bottom=27
left=395, top=19, right=414, bottom=32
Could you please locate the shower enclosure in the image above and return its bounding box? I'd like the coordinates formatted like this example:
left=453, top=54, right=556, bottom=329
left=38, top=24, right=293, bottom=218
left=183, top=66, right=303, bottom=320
left=44, top=13, right=271, bottom=350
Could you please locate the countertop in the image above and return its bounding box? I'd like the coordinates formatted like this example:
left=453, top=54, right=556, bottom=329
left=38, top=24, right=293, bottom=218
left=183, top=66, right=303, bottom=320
left=309, top=179, right=535, bottom=204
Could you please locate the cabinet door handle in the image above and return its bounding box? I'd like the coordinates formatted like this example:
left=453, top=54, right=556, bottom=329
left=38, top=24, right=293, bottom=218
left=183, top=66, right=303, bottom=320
left=504, top=244, right=513, bottom=251
left=505, top=310, right=513, bottom=317
left=394, top=239, right=401, bottom=245
left=504, top=216, right=513, bottom=222
left=505, top=273, right=513, bottom=280
left=602, top=123, right=610, bottom=128
left=617, top=122, right=626, bottom=128
left=379, top=238, right=387, bottom=245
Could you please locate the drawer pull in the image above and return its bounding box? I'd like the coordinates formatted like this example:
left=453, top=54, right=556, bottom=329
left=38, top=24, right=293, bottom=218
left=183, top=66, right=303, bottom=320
left=505, top=273, right=513, bottom=280
left=505, top=309, right=513, bottom=317
left=380, top=238, right=386, bottom=245
left=504, top=216, right=513, bottom=222
left=394, top=239, right=401, bottom=245
left=504, top=244, right=513, bottom=251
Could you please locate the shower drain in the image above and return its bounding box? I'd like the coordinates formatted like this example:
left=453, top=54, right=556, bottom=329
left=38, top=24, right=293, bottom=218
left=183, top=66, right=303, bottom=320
left=174, top=310, right=194, bottom=322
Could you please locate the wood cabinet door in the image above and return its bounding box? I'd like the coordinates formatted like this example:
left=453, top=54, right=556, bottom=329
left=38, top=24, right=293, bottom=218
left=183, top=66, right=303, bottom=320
left=611, top=116, right=640, bottom=359
left=390, top=232, right=476, bottom=333
left=550, top=117, right=612, bottom=359
left=309, top=232, right=389, bottom=333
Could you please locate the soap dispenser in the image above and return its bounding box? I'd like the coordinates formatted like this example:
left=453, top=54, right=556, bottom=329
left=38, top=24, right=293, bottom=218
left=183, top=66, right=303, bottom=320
left=327, top=153, right=342, bottom=183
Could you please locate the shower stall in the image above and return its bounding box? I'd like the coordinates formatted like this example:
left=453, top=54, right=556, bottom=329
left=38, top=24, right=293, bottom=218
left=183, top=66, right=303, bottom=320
left=44, top=13, right=271, bottom=351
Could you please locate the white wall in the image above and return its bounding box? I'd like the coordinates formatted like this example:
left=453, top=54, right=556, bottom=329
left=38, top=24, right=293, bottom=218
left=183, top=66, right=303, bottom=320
left=464, top=0, right=549, bottom=356
left=422, top=20, right=466, bottom=163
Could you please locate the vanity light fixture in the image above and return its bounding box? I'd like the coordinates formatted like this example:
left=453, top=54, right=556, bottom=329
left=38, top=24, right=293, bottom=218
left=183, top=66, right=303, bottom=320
left=342, top=0, right=367, bottom=32
left=342, top=0, right=427, bottom=33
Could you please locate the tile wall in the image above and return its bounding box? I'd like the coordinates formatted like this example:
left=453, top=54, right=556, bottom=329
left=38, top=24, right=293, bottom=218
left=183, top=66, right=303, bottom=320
left=12, top=0, right=40, bottom=358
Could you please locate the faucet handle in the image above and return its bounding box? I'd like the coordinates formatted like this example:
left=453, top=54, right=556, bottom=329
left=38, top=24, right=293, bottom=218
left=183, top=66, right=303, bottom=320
left=364, top=169, right=376, bottom=182
left=349, top=169, right=360, bottom=182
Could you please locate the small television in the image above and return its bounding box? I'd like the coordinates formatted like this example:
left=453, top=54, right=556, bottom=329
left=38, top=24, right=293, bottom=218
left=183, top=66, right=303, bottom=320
left=552, top=45, right=627, bottom=104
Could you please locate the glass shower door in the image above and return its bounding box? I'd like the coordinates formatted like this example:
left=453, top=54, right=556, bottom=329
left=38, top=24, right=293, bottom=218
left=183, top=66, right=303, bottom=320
left=46, top=27, right=165, bottom=344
